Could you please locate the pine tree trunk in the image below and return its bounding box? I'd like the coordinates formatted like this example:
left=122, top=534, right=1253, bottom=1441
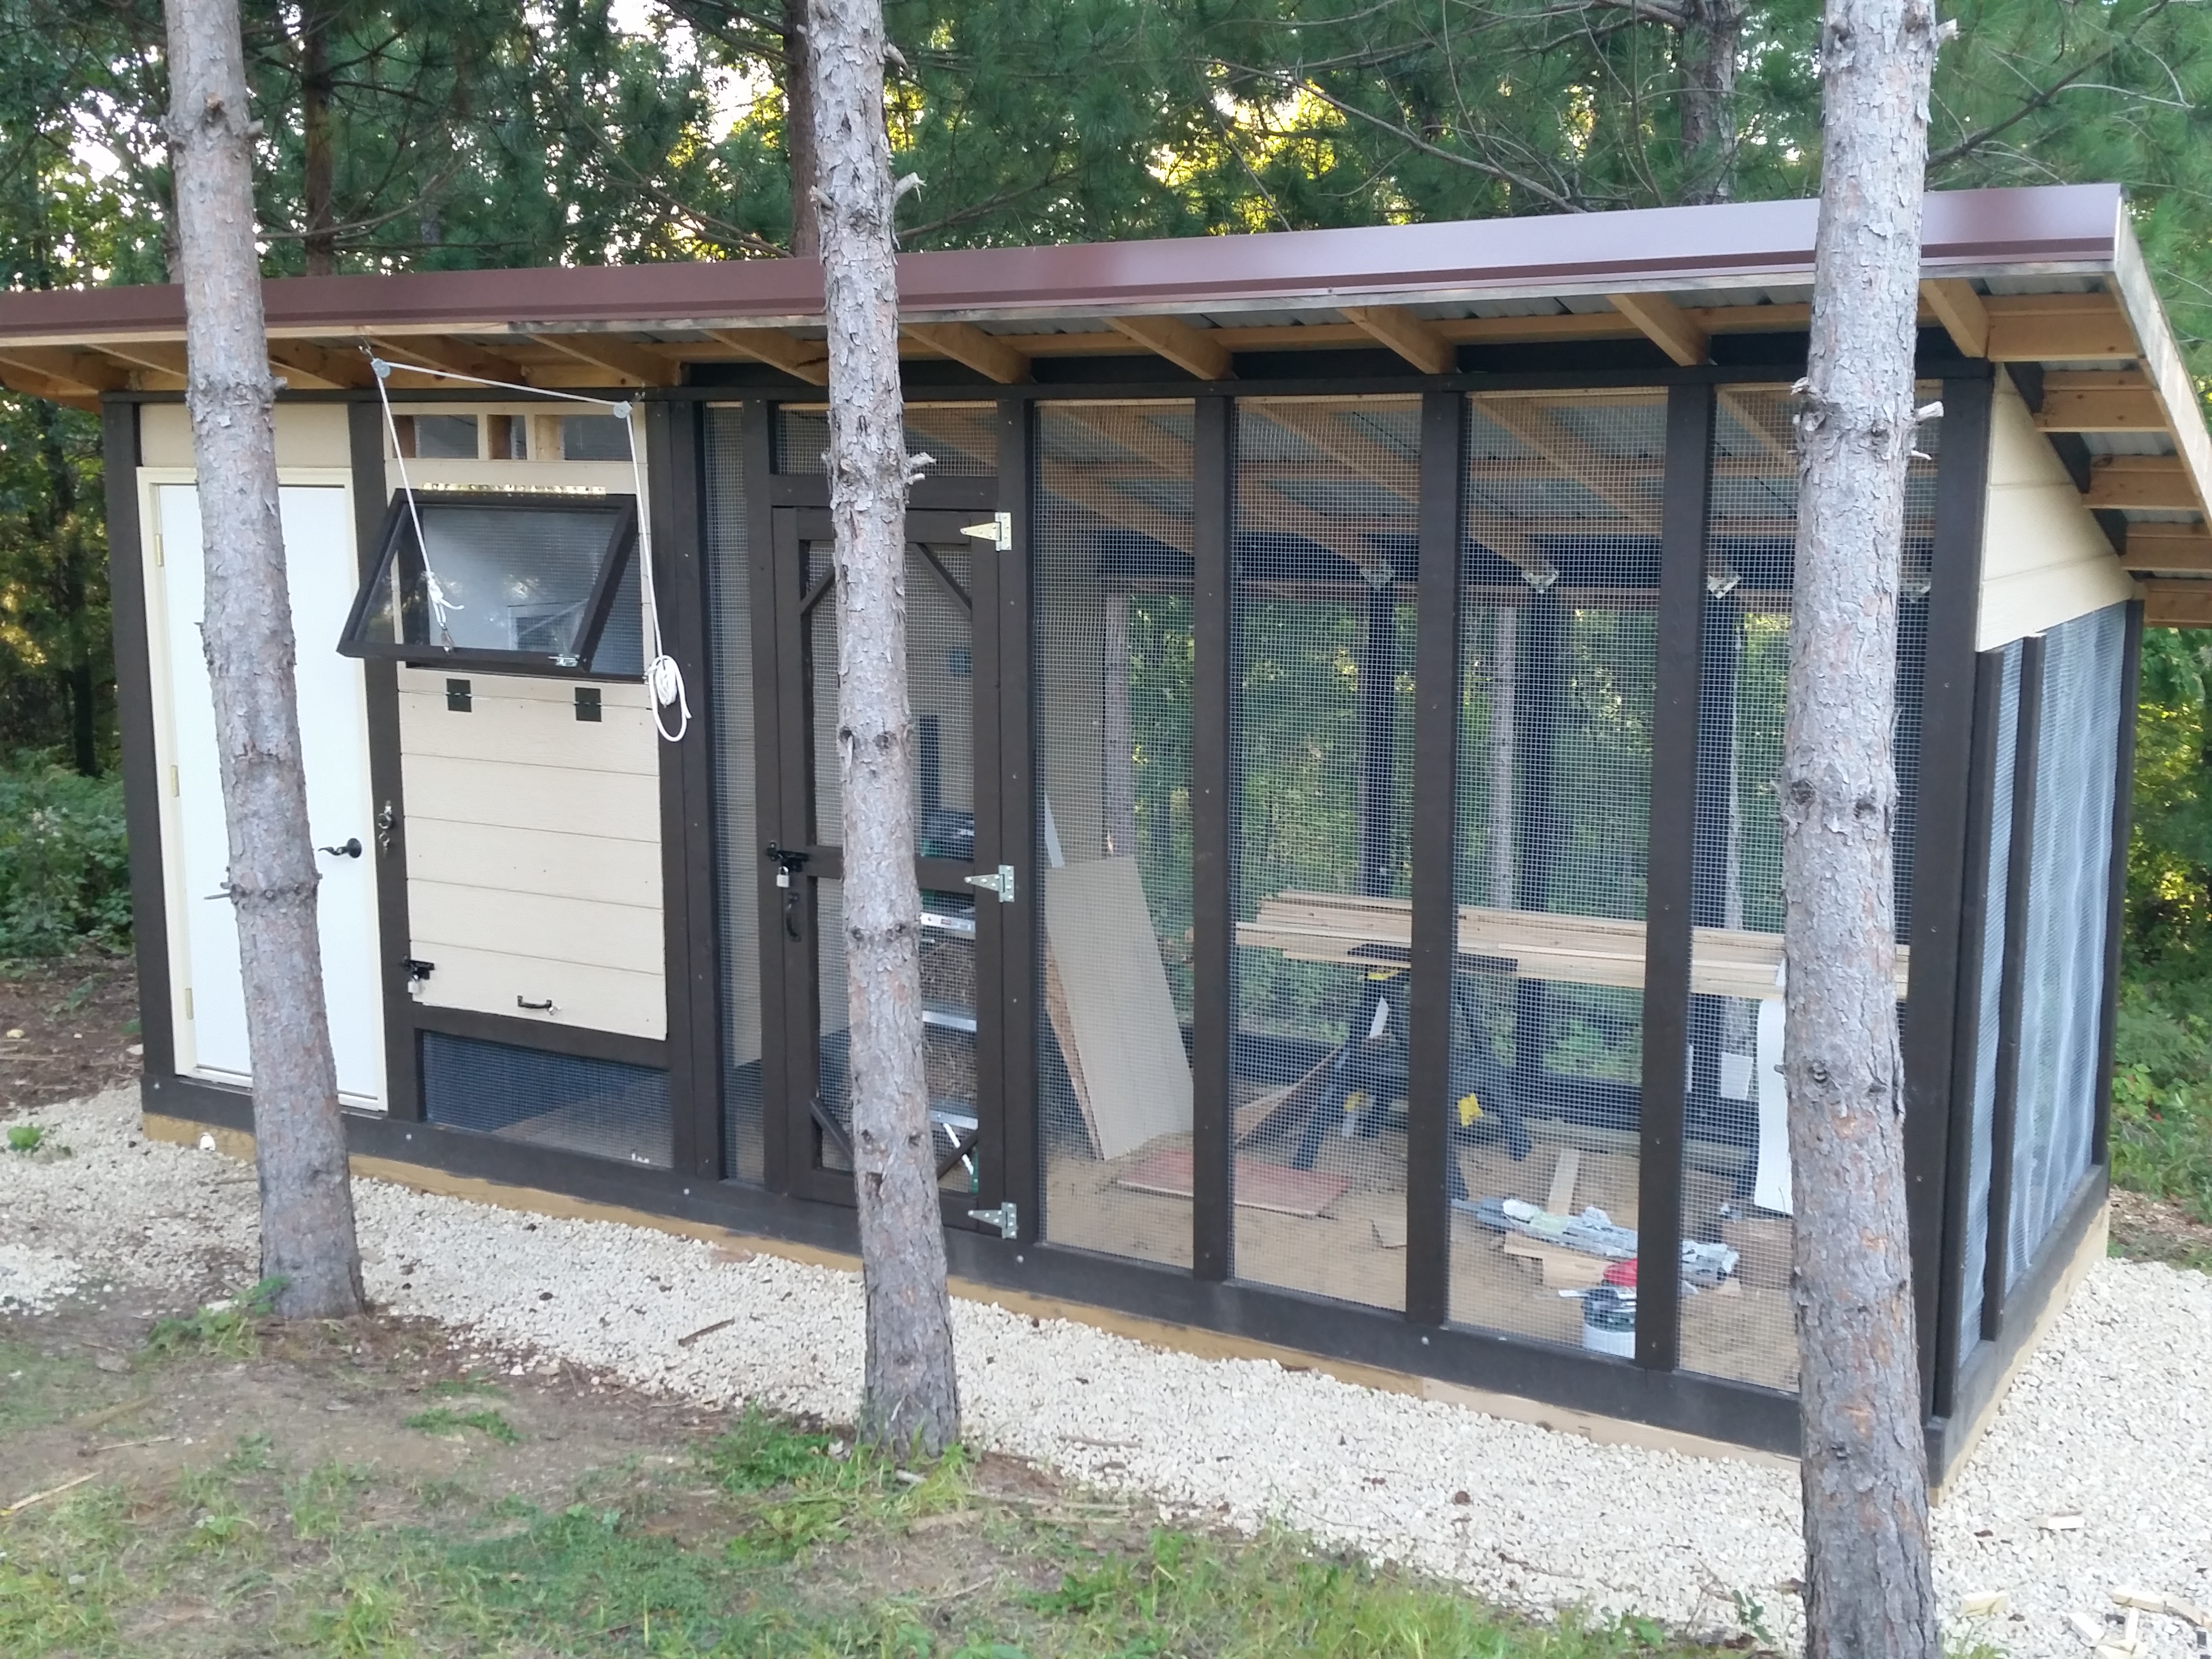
left=808, top=0, right=960, bottom=1456
left=1783, top=2, right=1942, bottom=1655
left=299, top=0, right=336, bottom=277
left=1676, top=0, right=1744, bottom=204
left=784, top=0, right=820, bottom=259
left=164, top=0, right=364, bottom=1320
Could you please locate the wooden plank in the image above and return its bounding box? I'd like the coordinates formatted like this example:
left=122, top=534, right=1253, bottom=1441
left=1043, top=858, right=1193, bottom=1162
left=1232, top=1047, right=1336, bottom=1145
left=399, top=751, right=661, bottom=843
left=2034, top=387, right=2167, bottom=434
left=1984, top=294, right=2139, bottom=363
left=2084, top=456, right=2196, bottom=511
left=404, top=818, right=663, bottom=909
left=1116, top=1146, right=1349, bottom=1218
left=902, top=321, right=1030, bottom=385
left=396, top=686, right=659, bottom=774
left=1546, top=1147, right=1582, bottom=1216
left=365, top=334, right=525, bottom=382
left=705, top=328, right=830, bottom=385
left=2119, top=525, right=2212, bottom=574
left=268, top=340, right=374, bottom=390
left=1340, top=305, right=1456, bottom=375
left=1104, top=314, right=1234, bottom=381
left=1502, top=1236, right=1610, bottom=1289
left=1921, top=279, right=1990, bottom=358
left=1607, top=293, right=1709, bottom=366
left=2140, top=580, right=2212, bottom=627
left=535, top=333, right=680, bottom=387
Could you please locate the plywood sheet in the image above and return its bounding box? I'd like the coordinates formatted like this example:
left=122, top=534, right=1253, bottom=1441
left=1044, top=858, right=1191, bottom=1162
left=1115, top=1147, right=1349, bottom=1218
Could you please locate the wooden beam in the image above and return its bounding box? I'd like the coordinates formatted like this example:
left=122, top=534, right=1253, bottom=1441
left=2084, top=455, right=2196, bottom=511
left=2118, top=522, right=2212, bottom=573
left=1104, top=314, right=1234, bottom=381
left=902, top=321, right=1030, bottom=385
left=1920, top=279, right=1990, bottom=358
left=0, top=345, right=125, bottom=395
left=98, top=341, right=190, bottom=376
left=706, top=327, right=830, bottom=385
left=1983, top=293, right=2139, bottom=363
left=1606, top=293, right=1708, bottom=366
left=365, top=334, right=524, bottom=383
left=267, top=340, right=374, bottom=390
left=2034, top=385, right=2167, bottom=435
left=2139, top=579, right=2212, bottom=628
left=0, top=364, right=98, bottom=411
left=1340, top=305, right=1456, bottom=375
left=534, top=333, right=680, bottom=387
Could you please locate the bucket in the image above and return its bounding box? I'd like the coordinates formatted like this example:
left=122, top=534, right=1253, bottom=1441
left=1581, top=1287, right=1636, bottom=1358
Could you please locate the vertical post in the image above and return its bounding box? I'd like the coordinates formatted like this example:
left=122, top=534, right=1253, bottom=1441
left=1358, top=585, right=1398, bottom=897
left=2090, top=599, right=2143, bottom=1171
left=1932, top=647, right=2007, bottom=1413
left=744, top=401, right=793, bottom=1193
left=1902, top=370, right=1995, bottom=1407
left=1190, top=395, right=1235, bottom=1282
left=1406, top=391, right=1464, bottom=1327
left=647, top=398, right=721, bottom=1181
left=1635, top=381, right=1714, bottom=1371
left=1687, top=591, right=1741, bottom=1149
left=1512, top=595, right=1562, bottom=1102
left=1983, top=633, right=2044, bottom=1336
left=992, top=396, right=1040, bottom=1239
left=347, top=399, right=420, bottom=1121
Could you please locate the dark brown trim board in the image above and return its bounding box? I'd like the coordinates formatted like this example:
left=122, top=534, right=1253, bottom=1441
left=1902, top=370, right=1996, bottom=1412
left=1189, top=395, right=1234, bottom=1283
left=996, top=395, right=1040, bottom=1241
left=2091, top=600, right=2144, bottom=1168
left=1984, top=632, right=2047, bottom=1337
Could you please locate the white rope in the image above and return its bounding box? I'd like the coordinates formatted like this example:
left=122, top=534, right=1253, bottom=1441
left=370, top=360, right=460, bottom=645
left=365, top=353, right=690, bottom=743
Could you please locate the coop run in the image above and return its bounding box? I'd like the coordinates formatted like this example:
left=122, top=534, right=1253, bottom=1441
left=9, top=182, right=2199, bottom=1480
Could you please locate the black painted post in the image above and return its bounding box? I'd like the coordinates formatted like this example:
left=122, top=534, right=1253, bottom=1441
left=1190, top=396, right=1235, bottom=1281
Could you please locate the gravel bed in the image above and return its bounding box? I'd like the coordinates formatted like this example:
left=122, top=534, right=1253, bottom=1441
left=3, top=1087, right=2208, bottom=1653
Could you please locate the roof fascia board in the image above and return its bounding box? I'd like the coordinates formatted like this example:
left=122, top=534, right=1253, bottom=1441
left=2110, top=205, right=2212, bottom=525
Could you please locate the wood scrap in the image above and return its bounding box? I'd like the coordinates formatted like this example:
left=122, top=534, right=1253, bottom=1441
left=84, top=1435, right=174, bottom=1455
left=1545, top=1148, right=1581, bottom=1216
left=676, top=1317, right=736, bottom=1348
left=1372, top=1214, right=1407, bottom=1250
left=1233, top=1047, right=1336, bottom=1145
left=1502, top=1236, right=1607, bottom=1289
left=3, top=1472, right=96, bottom=1515
left=1045, top=859, right=1192, bottom=1162
left=1115, top=1146, right=1349, bottom=1218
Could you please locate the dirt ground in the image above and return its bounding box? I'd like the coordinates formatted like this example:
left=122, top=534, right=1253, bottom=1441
left=0, top=957, right=141, bottom=1118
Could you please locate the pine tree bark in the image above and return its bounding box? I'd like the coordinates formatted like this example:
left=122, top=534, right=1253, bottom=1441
left=1675, top=0, right=1745, bottom=204
left=298, top=0, right=337, bottom=276
left=783, top=0, right=820, bottom=259
left=1783, top=2, right=1943, bottom=1656
left=165, top=0, right=364, bottom=1319
left=808, top=0, right=961, bottom=1455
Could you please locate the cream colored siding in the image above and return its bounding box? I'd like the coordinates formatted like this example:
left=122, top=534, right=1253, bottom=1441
left=1977, top=380, right=2139, bottom=651
left=397, top=666, right=664, bottom=1039
left=141, top=403, right=353, bottom=470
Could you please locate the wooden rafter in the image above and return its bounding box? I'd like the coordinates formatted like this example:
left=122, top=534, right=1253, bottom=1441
left=1606, top=293, right=1708, bottom=367
left=903, top=321, right=1030, bottom=385
left=2084, top=455, right=2196, bottom=511
left=0, top=345, right=125, bottom=395
left=2119, top=522, right=2212, bottom=573
left=1474, top=392, right=1662, bottom=535
left=268, top=340, right=374, bottom=390
left=535, top=333, right=679, bottom=387
left=2140, top=579, right=2212, bottom=627
left=707, top=327, right=830, bottom=385
left=365, top=334, right=524, bottom=383
left=1340, top=305, right=1455, bottom=375
left=2035, top=385, right=2166, bottom=435
left=99, top=341, right=190, bottom=376
left=1983, top=293, right=2138, bottom=362
left=1105, top=315, right=1234, bottom=381
left=1920, top=279, right=1990, bottom=358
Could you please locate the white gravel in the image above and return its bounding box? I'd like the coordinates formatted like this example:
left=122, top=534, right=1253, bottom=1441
left=3, top=1086, right=2208, bottom=1653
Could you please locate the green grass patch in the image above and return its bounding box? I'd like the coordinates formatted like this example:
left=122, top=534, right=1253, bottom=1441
left=2111, top=980, right=2212, bottom=1229
left=425, top=1372, right=502, bottom=1398
left=143, top=1278, right=282, bottom=1361
left=405, top=1405, right=521, bottom=1445
left=5, top=1123, right=46, bottom=1153
left=0, top=1337, right=110, bottom=1434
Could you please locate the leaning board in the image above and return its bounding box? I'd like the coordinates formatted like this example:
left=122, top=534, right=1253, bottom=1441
left=1045, top=858, right=1193, bottom=1162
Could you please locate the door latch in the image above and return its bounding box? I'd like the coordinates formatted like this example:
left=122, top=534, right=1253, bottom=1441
left=764, top=842, right=811, bottom=888
left=967, top=1201, right=1018, bottom=1240
left=961, top=512, right=1013, bottom=551
left=375, top=801, right=396, bottom=856
left=963, top=864, right=1015, bottom=903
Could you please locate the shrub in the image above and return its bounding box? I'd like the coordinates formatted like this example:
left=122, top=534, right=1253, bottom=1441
left=0, top=758, right=129, bottom=956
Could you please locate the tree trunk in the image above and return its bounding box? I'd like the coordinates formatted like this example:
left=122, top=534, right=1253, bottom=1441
left=784, top=0, right=820, bottom=259
left=164, top=0, right=364, bottom=1320
left=31, top=399, right=97, bottom=776
left=808, top=0, right=961, bottom=1455
left=1676, top=0, right=1745, bottom=204
left=1782, top=2, right=1943, bottom=1656
left=299, top=0, right=336, bottom=276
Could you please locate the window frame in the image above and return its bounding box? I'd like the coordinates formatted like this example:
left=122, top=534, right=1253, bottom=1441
left=338, top=486, right=645, bottom=681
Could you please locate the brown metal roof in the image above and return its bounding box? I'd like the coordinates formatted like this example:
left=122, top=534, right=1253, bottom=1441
left=0, top=183, right=2126, bottom=340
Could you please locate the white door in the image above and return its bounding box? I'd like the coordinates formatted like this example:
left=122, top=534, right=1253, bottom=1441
left=155, top=483, right=385, bottom=1107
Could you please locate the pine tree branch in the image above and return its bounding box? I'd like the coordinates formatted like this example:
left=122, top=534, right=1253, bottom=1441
left=1927, top=0, right=2175, bottom=173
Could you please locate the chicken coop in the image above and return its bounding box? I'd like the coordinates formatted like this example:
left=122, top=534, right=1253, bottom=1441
left=0, top=181, right=2194, bottom=1479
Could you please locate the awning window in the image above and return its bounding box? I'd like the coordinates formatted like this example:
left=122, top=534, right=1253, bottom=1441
left=340, top=490, right=642, bottom=678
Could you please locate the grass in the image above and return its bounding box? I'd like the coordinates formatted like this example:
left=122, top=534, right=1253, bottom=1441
left=143, top=1278, right=283, bottom=1361
left=406, top=1404, right=522, bottom=1445
left=2110, top=979, right=2212, bottom=1251
left=0, top=1407, right=1730, bottom=1659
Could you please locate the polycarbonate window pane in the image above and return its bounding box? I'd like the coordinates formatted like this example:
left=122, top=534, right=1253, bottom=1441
left=776, top=403, right=997, bottom=475
left=1678, top=385, right=1939, bottom=1390
left=408, top=413, right=479, bottom=459
left=1959, top=641, right=2021, bottom=1350
left=816, top=876, right=853, bottom=1173
left=351, top=499, right=634, bottom=668
left=1448, top=390, right=1664, bottom=1349
left=1034, top=403, right=1196, bottom=1270
left=561, top=413, right=632, bottom=461
left=2008, top=604, right=2125, bottom=1282
left=804, top=539, right=976, bottom=853
left=421, top=1031, right=670, bottom=1169
left=704, top=408, right=765, bottom=1183
left=1231, top=397, right=1419, bottom=1312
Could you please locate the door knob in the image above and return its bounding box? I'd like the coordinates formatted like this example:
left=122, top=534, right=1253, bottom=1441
left=318, top=838, right=364, bottom=859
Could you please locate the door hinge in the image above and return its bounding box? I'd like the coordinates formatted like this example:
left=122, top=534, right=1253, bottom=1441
left=963, top=863, right=1015, bottom=903
left=967, top=1200, right=1018, bottom=1240
left=961, top=512, right=1013, bottom=551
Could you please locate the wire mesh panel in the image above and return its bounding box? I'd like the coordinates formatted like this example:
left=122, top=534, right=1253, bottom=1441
left=1033, top=402, right=1197, bottom=1269
left=1677, top=385, right=1939, bottom=1390
left=1230, top=397, right=1420, bottom=1311
left=776, top=403, right=997, bottom=476
left=2008, top=602, right=2126, bottom=1284
left=703, top=408, right=765, bottom=1183
left=1960, top=641, right=2022, bottom=1352
left=1448, top=390, right=1665, bottom=1347
left=421, top=1030, right=671, bottom=1168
